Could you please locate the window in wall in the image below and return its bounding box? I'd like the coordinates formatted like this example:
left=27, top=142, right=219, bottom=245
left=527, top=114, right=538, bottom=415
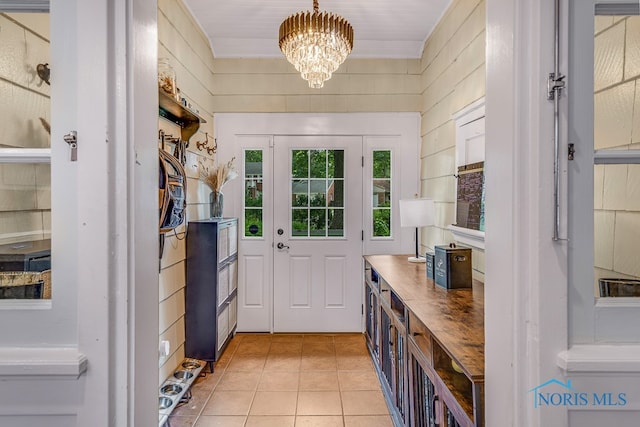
left=290, top=149, right=344, bottom=237
left=455, top=162, right=485, bottom=231
left=449, top=98, right=485, bottom=249
left=0, top=12, right=51, bottom=300
left=244, top=149, right=263, bottom=237
left=372, top=150, right=392, bottom=237
left=592, top=12, right=640, bottom=297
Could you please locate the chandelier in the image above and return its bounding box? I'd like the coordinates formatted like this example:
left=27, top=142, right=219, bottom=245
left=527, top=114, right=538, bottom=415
left=279, top=0, right=354, bottom=89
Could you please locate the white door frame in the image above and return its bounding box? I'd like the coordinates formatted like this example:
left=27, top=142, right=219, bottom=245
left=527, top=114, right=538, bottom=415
left=215, top=113, right=420, bottom=333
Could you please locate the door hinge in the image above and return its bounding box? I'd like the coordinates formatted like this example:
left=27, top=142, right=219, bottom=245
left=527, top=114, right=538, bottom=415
left=361, top=304, right=364, bottom=315
left=361, top=230, right=364, bottom=241
left=568, top=143, right=575, bottom=161
left=362, top=156, right=364, bottom=167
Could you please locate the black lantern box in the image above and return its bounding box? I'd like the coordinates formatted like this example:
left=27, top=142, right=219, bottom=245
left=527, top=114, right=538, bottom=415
left=434, top=244, right=472, bottom=289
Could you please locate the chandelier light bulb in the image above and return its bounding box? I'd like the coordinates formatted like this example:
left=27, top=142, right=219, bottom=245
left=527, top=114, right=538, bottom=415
left=279, top=0, right=354, bottom=88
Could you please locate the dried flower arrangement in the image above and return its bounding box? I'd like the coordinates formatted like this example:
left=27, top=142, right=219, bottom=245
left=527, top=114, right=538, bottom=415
left=199, top=157, right=238, bottom=192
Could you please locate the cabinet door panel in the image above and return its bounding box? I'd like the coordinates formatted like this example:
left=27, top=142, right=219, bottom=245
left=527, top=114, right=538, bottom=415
left=229, top=295, right=237, bottom=331
left=229, top=223, right=237, bottom=256
left=409, top=340, right=438, bottom=427
left=394, top=326, right=407, bottom=423
left=365, top=283, right=379, bottom=358
left=229, top=260, right=237, bottom=293
left=380, top=308, right=393, bottom=387
left=218, top=227, right=229, bottom=261
left=217, top=305, right=229, bottom=352
left=218, top=265, right=229, bottom=306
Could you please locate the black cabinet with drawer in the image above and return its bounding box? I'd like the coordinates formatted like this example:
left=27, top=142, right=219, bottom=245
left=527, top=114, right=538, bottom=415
left=185, top=218, right=238, bottom=372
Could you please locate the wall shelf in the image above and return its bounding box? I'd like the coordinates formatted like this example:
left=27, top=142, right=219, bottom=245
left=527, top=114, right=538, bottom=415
left=158, top=89, right=206, bottom=142
left=448, top=224, right=485, bottom=250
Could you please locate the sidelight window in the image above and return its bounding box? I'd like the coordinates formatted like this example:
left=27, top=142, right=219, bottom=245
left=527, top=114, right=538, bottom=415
left=372, top=150, right=392, bottom=237
left=243, top=149, right=263, bottom=237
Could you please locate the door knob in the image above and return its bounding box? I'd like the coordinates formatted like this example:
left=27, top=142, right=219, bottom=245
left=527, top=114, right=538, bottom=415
left=277, top=242, right=290, bottom=250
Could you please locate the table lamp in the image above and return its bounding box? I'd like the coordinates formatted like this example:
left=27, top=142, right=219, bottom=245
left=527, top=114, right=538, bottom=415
left=399, top=198, right=435, bottom=263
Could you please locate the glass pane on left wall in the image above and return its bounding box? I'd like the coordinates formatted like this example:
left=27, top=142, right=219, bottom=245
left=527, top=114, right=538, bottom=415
left=0, top=12, right=51, bottom=300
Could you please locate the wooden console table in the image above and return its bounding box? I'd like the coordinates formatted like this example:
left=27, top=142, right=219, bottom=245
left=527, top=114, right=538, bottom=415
left=364, top=254, right=484, bottom=427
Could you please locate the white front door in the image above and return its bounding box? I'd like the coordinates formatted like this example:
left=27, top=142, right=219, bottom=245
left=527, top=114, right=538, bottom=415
left=272, top=136, right=363, bottom=332
left=216, top=113, right=420, bottom=333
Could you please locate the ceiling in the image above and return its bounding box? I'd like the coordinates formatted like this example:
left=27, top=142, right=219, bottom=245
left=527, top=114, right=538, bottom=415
left=182, top=0, right=453, bottom=59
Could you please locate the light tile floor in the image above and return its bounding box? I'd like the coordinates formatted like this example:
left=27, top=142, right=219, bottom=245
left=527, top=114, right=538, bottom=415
left=168, top=333, right=393, bottom=427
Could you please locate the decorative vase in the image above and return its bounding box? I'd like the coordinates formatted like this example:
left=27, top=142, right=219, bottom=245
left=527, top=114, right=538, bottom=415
left=209, top=191, right=223, bottom=218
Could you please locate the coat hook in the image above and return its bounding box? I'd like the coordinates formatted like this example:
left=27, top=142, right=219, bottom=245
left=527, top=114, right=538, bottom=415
left=196, top=133, right=216, bottom=155
left=36, top=63, right=50, bottom=85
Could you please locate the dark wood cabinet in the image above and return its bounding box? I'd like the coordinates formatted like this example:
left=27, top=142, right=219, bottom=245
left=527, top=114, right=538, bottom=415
left=365, top=262, right=409, bottom=426
left=185, top=218, right=238, bottom=371
left=364, top=255, right=484, bottom=427
left=408, top=338, right=438, bottom=427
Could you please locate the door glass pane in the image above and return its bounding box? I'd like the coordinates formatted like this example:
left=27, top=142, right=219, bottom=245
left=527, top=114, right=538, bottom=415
left=310, top=149, right=326, bottom=178
left=593, top=12, right=640, bottom=297
left=373, top=150, right=391, bottom=178
left=328, top=209, right=344, bottom=236
left=0, top=12, right=51, bottom=299
left=291, top=149, right=308, bottom=178
left=309, top=180, right=327, bottom=207
left=290, top=148, right=345, bottom=238
left=309, top=209, right=326, bottom=236
left=330, top=180, right=344, bottom=207
left=373, top=209, right=391, bottom=238
left=292, top=180, right=309, bottom=207
left=328, top=149, right=344, bottom=178
left=372, top=150, right=392, bottom=237
left=594, top=164, right=640, bottom=296
left=292, top=209, right=308, bottom=237
left=244, top=149, right=263, bottom=237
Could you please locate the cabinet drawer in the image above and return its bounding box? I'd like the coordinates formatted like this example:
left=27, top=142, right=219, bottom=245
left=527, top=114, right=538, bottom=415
left=218, top=227, right=229, bottom=261
left=217, top=305, right=229, bottom=352
left=409, top=311, right=432, bottom=362
left=217, top=265, right=229, bottom=306
left=229, top=223, right=237, bottom=256
left=229, top=295, right=237, bottom=330
left=229, top=260, right=237, bottom=294
left=379, top=278, right=391, bottom=306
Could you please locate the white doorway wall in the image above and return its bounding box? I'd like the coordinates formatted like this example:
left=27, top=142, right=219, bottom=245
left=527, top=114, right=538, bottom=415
left=215, top=113, right=420, bottom=333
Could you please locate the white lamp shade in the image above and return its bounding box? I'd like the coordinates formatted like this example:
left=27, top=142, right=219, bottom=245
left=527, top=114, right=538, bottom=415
left=399, top=198, right=435, bottom=228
